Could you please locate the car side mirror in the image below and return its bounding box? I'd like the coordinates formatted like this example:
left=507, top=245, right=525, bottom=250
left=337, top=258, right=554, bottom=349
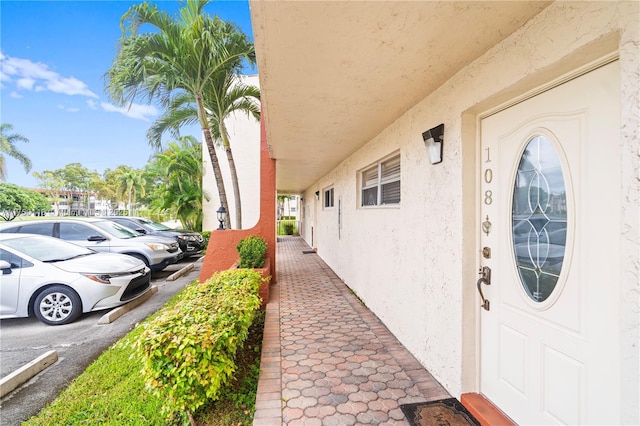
left=136, top=228, right=147, bottom=234
left=0, top=260, right=12, bottom=274
left=87, top=235, right=107, bottom=242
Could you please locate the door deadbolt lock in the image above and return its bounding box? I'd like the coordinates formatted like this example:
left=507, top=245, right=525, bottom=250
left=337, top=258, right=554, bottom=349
left=482, top=247, right=491, bottom=259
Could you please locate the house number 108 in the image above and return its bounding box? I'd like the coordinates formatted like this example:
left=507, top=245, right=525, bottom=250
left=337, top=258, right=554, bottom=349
left=484, top=147, right=493, bottom=205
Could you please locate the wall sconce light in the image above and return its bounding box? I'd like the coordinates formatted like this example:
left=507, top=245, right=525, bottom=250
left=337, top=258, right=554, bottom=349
left=315, top=191, right=320, bottom=200
left=422, top=123, right=445, bottom=165
left=216, top=205, right=227, bottom=230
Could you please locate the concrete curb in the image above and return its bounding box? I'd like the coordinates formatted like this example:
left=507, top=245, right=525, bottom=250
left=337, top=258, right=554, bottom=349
left=97, top=285, right=159, bottom=325
left=166, top=262, right=194, bottom=281
left=0, top=350, right=58, bottom=398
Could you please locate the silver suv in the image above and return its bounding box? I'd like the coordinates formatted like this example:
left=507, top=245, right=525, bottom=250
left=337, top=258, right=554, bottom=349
left=0, top=218, right=182, bottom=272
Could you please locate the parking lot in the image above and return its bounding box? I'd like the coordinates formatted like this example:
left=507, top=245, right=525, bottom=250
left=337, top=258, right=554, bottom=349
left=0, top=257, right=202, bottom=426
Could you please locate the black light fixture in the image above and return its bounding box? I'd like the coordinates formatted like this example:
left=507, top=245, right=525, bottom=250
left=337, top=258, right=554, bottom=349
left=422, top=123, right=445, bottom=165
left=315, top=191, right=320, bottom=200
left=216, top=205, right=226, bottom=230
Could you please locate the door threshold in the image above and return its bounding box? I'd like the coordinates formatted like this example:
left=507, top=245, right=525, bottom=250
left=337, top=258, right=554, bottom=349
left=461, top=393, right=516, bottom=426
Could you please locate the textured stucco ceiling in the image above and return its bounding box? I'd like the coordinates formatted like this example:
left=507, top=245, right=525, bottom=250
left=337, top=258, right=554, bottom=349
left=249, top=1, right=551, bottom=193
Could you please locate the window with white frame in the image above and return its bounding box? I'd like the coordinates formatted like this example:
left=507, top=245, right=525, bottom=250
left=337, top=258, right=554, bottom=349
left=324, top=187, right=334, bottom=208
left=360, top=154, right=401, bottom=206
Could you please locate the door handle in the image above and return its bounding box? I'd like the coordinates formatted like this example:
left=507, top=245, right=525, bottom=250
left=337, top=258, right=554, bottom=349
left=477, top=266, right=491, bottom=311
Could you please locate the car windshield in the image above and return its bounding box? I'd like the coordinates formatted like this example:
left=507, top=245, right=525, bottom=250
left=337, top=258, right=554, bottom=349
left=139, top=218, right=172, bottom=231
left=2, top=235, right=95, bottom=262
left=92, top=220, right=140, bottom=239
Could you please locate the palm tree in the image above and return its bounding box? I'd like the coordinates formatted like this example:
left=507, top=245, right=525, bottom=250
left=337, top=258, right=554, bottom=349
left=147, top=73, right=260, bottom=229
left=117, top=170, right=146, bottom=212
left=0, top=123, right=32, bottom=181
left=147, top=136, right=207, bottom=230
left=104, top=0, right=255, bottom=229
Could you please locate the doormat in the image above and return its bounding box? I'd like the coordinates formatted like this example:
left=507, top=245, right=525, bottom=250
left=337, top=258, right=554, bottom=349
left=400, top=398, right=481, bottom=426
left=302, top=249, right=316, bottom=254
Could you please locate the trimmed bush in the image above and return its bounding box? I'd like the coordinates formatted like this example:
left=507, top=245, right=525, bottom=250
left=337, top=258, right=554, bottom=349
left=131, top=269, right=263, bottom=421
left=236, top=235, right=267, bottom=268
left=277, top=219, right=298, bottom=236
left=283, top=223, right=294, bottom=235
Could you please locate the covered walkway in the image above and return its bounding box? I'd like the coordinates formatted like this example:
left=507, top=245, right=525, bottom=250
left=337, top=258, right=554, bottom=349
left=253, top=236, right=451, bottom=425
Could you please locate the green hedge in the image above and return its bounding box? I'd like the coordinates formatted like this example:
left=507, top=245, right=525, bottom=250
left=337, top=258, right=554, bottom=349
left=277, top=219, right=298, bottom=235
left=131, top=269, right=263, bottom=419
left=236, top=235, right=268, bottom=268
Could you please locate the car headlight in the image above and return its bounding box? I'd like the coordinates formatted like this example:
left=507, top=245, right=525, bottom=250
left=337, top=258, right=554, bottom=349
left=178, top=235, right=196, bottom=241
left=82, top=273, right=112, bottom=284
left=145, top=242, right=170, bottom=251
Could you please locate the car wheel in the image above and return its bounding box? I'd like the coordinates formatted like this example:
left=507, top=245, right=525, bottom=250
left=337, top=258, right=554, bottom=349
left=33, top=286, right=82, bottom=325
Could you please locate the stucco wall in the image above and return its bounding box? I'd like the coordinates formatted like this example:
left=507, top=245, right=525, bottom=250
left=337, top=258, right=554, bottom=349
left=300, top=1, right=639, bottom=415
left=203, top=74, right=261, bottom=231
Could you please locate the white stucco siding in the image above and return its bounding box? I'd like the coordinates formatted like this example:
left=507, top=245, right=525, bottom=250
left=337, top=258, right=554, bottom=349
left=300, top=1, right=639, bottom=405
left=203, top=75, right=261, bottom=231
left=617, top=3, right=640, bottom=424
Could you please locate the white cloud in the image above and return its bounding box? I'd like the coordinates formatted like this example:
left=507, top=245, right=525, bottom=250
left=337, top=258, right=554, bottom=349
left=0, top=51, right=98, bottom=98
left=16, top=78, right=35, bottom=90
left=101, top=102, right=159, bottom=121
left=10, top=91, right=22, bottom=99
left=57, top=104, right=80, bottom=113
left=0, top=70, right=10, bottom=83
left=86, top=99, right=97, bottom=110
left=46, top=75, right=98, bottom=97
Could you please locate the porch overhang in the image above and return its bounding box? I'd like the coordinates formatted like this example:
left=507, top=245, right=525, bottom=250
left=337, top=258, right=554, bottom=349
left=249, top=0, right=551, bottom=193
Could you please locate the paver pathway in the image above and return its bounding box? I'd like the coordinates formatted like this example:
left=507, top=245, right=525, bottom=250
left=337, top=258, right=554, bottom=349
left=253, top=236, right=450, bottom=425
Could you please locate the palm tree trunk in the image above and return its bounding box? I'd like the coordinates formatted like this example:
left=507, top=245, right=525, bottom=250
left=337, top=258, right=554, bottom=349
left=220, top=125, right=242, bottom=229
left=197, top=93, right=231, bottom=229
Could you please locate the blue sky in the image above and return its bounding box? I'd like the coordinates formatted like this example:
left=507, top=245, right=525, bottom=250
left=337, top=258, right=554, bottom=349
left=0, top=0, right=254, bottom=189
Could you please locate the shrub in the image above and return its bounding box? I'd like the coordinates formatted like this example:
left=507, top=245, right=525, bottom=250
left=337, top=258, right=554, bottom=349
left=201, top=230, right=211, bottom=249
left=284, top=223, right=294, bottom=235
left=236, top=235, right=267, bottom=268
left=131, top=269, right=263, bottom=423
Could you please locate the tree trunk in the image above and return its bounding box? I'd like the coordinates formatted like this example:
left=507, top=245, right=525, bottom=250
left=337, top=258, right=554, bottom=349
left=220, top=124, right=242, bottom=229
left=197, top=93, right=231, bottom=229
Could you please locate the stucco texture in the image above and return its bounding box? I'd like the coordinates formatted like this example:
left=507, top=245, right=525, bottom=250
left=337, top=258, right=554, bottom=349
left=300, top=2, right=639, bottom=417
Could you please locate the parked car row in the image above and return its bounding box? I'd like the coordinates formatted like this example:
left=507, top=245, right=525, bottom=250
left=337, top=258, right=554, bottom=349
left=101, top=216, right=205, bottom=257
left=0, top=217, right=205, bottom=325
left=0, top=218, right=184, bottom=272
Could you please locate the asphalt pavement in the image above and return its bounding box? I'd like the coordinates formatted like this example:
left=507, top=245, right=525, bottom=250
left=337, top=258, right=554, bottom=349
left=0, top=257, right=202, bottom=426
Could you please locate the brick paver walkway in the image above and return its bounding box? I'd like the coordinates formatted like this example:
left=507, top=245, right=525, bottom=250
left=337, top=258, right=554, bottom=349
left=253, top=236, right=450, bottom=425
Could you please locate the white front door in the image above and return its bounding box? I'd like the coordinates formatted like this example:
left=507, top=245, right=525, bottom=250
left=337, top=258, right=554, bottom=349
left=479, top=61, right=621, bottom=425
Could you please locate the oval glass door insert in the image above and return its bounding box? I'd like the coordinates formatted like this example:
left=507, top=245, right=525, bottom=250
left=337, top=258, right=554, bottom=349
left=512, top=135, right=567, bottom=302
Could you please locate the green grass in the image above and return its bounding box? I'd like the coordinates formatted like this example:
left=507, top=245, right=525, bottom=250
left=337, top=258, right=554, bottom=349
left=24, top=285, right=265, bottom=426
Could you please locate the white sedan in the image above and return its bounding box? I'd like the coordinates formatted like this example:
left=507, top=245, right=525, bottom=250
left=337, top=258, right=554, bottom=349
left=0, top=233, right=151, bottom=325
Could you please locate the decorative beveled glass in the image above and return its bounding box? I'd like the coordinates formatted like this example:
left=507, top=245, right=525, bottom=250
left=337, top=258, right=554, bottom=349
left=511, top=135, right=567, bottom=302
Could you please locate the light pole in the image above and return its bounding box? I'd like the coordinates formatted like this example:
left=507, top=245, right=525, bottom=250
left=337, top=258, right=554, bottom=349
left=216, top=206, right=227, bottom=230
